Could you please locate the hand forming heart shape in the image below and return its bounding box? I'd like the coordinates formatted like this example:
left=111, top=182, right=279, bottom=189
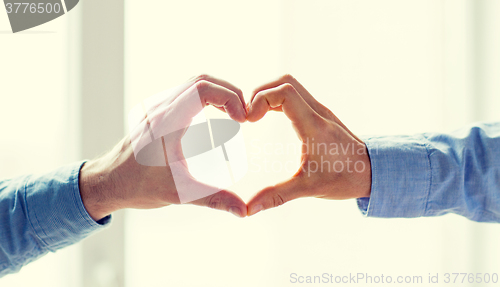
left=80, top=74, right=371, bottom=220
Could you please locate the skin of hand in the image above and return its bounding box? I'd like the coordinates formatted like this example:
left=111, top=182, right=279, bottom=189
left=79, top=75, right=249, bottom=221
left=246, top=74, right=372, bottom=216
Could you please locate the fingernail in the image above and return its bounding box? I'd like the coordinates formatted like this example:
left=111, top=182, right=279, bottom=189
left=250, top=204, right=263, bottom=216
left=229, top=207, right=242, bottom=218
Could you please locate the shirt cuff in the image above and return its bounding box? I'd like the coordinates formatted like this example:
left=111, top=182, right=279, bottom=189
left=357, top=135, right=432, bottom=218
left=24, top=161, right=111, bottom=251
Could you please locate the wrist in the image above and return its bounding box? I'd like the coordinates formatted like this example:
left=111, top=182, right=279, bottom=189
left=79, top=158, right=122, bottom=221
left=356, top=143, right=372, bottom=198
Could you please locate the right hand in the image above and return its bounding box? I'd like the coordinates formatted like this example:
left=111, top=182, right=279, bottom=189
left=79, top=75, right=249, bottom=220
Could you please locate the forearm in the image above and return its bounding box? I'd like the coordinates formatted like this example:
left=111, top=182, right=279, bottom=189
left=358, top=122, right=500, bottom=222
left=0, top=162, right=110, bottom=277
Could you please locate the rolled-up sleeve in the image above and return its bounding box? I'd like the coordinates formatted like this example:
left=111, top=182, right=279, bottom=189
left=0, top=161, right=111, bottom=277
left=358, top=122, right=500, bottom=223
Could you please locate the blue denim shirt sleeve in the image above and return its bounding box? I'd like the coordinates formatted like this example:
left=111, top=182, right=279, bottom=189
left=358, top=122, right=500, bottom=223
left=0, top=161, right=111, bottom=277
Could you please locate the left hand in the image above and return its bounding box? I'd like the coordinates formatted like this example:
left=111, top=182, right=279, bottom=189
left=245, top=74, right=372, bottom=216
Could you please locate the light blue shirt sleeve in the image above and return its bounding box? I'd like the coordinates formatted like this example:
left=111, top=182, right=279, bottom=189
left=358, top=122, right=500, bottom=223
left=0, top=161, right=111, bottom=277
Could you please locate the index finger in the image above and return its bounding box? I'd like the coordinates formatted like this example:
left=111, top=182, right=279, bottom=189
left=247, top=83, right=320, bottom=137
left=190, top=74, right=246, bottom=114
left=250, top=74, right=331, bottom=119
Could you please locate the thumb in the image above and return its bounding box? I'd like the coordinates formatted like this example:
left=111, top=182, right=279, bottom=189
left=246, top=177, right=307, bottom=216
left=191, top=189, right=248, bottom=218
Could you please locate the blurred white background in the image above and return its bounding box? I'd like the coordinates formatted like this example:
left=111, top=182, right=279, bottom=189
left=1, top=0, right=499, bottom=287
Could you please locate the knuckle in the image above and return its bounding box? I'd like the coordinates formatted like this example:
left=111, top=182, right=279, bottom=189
left=194, top=80, right=210, bottom=92
left=195, top=74, right=211, bottom=82
left=253, top=90, right=265, bottom=101
left=281, top=73, right=296, bottom=83
left=279, top=83, right=296, bottom=94
left=235, top=88, right=244, bottom=97
left=271, top=193, right=286, bottom=207
left=207, top=193, right=223, bottom=210
left=252, top=89, right=263, bottom=99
